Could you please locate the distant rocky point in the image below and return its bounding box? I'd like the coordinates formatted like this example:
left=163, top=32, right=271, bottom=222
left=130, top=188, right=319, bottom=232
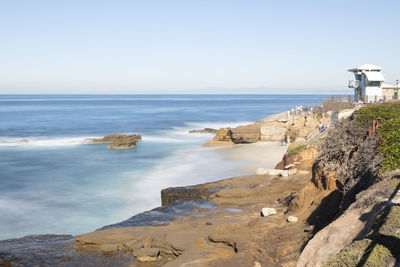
left=90, top=134, right=142, bottom=150
left=188, top=128, right=217, bottom=134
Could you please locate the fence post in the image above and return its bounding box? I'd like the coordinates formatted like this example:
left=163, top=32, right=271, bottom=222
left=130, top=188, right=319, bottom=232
left=374, top=95, right=377, bottom=103
left=366, top=95, right=368, bottom=103
left=357, top=94, right=360, bottom=103
left=384, top=95, right=386, bottom=102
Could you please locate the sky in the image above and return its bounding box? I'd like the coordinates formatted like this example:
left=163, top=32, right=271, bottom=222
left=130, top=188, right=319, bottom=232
left=0, top=0, right=399, bottom=94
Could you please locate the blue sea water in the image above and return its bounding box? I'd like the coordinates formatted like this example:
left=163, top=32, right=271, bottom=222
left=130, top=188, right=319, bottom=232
left=0, top=94, right=328, bottom=239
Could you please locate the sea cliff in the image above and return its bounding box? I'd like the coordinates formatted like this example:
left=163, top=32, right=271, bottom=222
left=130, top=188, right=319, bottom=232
left=1, top=102, right=399, bottom=267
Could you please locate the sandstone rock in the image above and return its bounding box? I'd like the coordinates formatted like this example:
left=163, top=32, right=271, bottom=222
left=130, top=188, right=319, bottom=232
left=90, top=134, right=142, bottom=150
left=204, top=128, right=234, bottom=146
left=230, top=124, right=261, bottom=143
left=261, top=207, right=277, bottom=217
left=123, top=239, right=142, bottom=251
left=100, top=243, right=118, bottom=253
left=287, top=216, right=298, bottom=223
left=288, top=168, right=297, bottom=176
left=189, top=128, right=217, bottom=134
left=284, top=163, right=296, bottom=170
left=260, top=126, right=286, bottom=142
left=280, top=170, right=289, bottom=177
left=134, top=247, right=160, bottom=262
left=298, top=170, right=310, bottom=175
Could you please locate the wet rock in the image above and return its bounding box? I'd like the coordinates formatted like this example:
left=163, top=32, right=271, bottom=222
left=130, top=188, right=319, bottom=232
left=134, top=247, right=159, bottom=262
left=189, top=128, right=217, bottom=134
left=261, top=208, right=277, bottom=217
left=90, top=134, right=142, bottom=150
left=161, top=186, right=207, bottom=206
left=287, top=216, right=298, bottom=223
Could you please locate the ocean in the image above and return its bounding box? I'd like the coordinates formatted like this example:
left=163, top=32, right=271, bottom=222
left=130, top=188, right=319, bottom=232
left=0, top=94, right=328, bottom=239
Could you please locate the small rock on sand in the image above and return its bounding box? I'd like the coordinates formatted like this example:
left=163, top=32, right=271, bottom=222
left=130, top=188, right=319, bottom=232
left=287, top=216, right=298, bottom=223
left=280, top=170, right=289, bottom=177
left=261, top=207, right=277, bottom=217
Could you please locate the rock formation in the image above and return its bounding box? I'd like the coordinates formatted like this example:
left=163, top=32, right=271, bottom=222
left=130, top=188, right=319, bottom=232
left=90, top=134, right=142, bottom=150
left=204, top=111, right=332, bottom=146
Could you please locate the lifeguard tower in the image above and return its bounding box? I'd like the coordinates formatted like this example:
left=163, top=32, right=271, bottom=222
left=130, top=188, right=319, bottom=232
left=348, top=64, right=399, bottom=102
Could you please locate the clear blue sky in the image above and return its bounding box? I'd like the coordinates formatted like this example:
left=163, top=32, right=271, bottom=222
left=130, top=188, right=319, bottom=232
left=1, top=0, right=399, bottom=94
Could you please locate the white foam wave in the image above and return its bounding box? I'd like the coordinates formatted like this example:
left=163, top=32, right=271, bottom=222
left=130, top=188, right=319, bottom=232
left=125, top=145, right=248, bottom=214
left=0, top=136, right=100, bottom=147
left=142, top=121, right=253, bottom=143
left=0, top=121, right=253, bottom=147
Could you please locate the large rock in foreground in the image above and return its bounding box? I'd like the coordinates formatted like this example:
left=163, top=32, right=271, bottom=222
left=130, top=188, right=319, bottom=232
left=90, top=134, right=142, bottom=150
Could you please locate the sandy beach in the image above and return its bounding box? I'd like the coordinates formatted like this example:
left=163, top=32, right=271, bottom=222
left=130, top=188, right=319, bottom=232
left=219, top=142, right=288, bottom=172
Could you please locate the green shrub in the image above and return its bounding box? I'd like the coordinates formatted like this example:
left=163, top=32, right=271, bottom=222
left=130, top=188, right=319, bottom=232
left=357, top=102, right=400, bottom=173
left=288, top=144, right=307, bottom=155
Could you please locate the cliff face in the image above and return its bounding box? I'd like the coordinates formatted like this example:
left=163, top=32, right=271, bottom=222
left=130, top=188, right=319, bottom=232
left=293, top=103, right=400, bottom=267
left=289, top=113, right=384, bottom=230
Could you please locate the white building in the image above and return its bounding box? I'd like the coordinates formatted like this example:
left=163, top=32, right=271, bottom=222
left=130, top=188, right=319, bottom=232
left=348, top=64, right=399, bottom=102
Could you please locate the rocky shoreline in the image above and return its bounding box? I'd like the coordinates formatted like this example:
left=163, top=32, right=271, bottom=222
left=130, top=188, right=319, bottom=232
left=1, top=103, right=400, bottom=266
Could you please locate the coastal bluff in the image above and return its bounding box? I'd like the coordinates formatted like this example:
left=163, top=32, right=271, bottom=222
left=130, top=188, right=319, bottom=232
left=204, top=111, right=331, bottom=146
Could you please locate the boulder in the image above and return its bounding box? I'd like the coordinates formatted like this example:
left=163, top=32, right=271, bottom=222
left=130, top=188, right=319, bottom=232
left=134, top=247, right=160, bottom=262
left=261, top=207, right=277, bottom=217
left=90, top=134, right=142, bottom=150
left=287, top=216, right=298, bottom=223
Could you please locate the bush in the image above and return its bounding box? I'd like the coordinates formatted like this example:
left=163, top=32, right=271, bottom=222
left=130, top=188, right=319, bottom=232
left=288, top=144, right=307, bottom=155
left=357, top=102, right=400, bottom=173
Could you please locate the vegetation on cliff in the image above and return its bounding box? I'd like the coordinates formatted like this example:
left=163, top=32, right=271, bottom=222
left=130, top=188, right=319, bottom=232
left=357, top=102, right=400, bottom=173
left=287, top=144, right=307, bottom=155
